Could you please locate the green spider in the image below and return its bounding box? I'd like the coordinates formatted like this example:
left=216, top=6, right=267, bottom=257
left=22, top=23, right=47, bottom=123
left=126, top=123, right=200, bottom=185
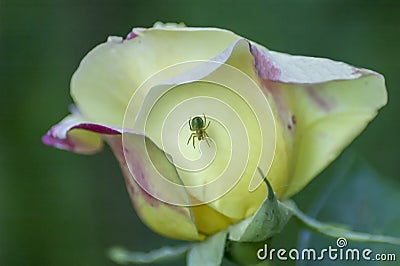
left=187, top=114, right=211, bottom=148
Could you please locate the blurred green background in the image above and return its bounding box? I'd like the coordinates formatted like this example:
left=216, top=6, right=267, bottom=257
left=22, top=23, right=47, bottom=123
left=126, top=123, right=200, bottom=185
left=1, top=0, right=399, bottom=265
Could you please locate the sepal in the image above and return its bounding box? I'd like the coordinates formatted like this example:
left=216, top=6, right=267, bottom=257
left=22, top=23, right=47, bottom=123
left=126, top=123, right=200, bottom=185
left=228, top=168, right=292, bottom=242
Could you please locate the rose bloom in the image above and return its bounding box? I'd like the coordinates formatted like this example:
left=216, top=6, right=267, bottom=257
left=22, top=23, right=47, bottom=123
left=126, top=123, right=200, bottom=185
left=42, top=23, right=386, bottom=241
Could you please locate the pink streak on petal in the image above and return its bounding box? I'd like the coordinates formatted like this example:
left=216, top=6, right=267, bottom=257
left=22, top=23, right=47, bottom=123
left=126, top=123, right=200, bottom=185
left=71, top=123, right=120, bottom=134
left=106, top=136, right=160, bottom=208
left=249, top=43, right=281, bottom=81
left=123, top=145, right=160, bottom=207
left=305, top=86, right=332, bottom=112
left=42, top=120, right=121, bottom=153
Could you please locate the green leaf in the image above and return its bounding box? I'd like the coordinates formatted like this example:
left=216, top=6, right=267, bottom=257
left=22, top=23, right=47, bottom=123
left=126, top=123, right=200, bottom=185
left=228, top=168, right=292, bottom=242
left=284, top=200, right=400, bottom=245
left=108, top=245, right=189, bottom=265
left=293, top=154, right=400, bottom=265
left=187, top=231, right=227, bottom=266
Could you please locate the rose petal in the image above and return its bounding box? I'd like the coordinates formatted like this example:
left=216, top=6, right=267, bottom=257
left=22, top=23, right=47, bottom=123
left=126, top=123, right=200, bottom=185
left=41, top=113, right=120, bottom=154
left=131, top=39, right=277, bottom=221
left=71, top=25, right=239, bottom=126
left=250, top=44, right=387, bottom=198
left=106, top=134, right=202, bottom=240
left=250, top=43, right=364, bottom=83
left=44, top=113, right=202, bottom=240
left=191, top=204, right=236, bottom=236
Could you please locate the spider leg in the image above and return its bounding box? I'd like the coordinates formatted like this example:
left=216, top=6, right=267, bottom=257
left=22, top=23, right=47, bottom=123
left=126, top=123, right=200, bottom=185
left=204, top=121, right=210, bottom=130
left=203, top=113, right=207, bottom=125
left=187, top=133, right=195, bottom=145
left=204, top=132, right=211, bottom=147
left=188, top=117, right=193, bottom=131
left=204, top=136, right=210, bottom=147
left=192, top=135, right=196, bottom=148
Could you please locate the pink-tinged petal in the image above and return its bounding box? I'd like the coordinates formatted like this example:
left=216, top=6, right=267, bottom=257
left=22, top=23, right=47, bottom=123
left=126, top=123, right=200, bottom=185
left=249, top=44, right=387, bottom=198
left=42, top=113, right=121, bottom=154
left=43, top=112, right=202, bottom=239
left=250, top=43, right=364, bottom=83
left=105, top=134, right=202, bottom=241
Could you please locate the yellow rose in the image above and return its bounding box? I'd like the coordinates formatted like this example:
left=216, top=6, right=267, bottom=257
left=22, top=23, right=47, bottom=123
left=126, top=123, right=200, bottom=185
left=42, top=22, right=387, bottom=241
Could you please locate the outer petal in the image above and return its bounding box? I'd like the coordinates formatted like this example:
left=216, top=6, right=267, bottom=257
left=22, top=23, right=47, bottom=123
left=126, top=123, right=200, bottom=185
left=106, top=134, right=202, bottom=241
left=41, top=112, right=120, bottom=154
left=71, top=24, right=239, bottom=126
left=250, top=44, right=387, bottom=198
left=43, top=116, right=202, bottom=240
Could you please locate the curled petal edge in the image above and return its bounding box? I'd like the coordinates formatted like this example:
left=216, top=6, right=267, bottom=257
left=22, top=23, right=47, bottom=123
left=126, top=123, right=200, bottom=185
left=41, top=113, right=121, bottom=154
left=42, top=114, right=202, bottom=240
